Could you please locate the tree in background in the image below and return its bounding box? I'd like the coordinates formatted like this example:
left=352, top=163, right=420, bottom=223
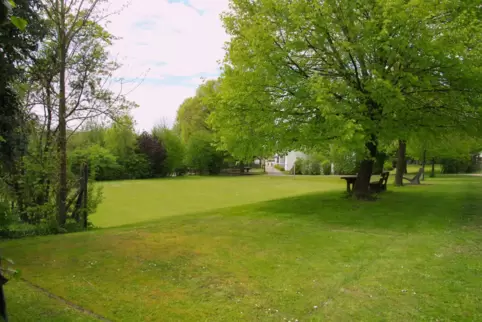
left=213, top=0, right=482, bottom=198
left=152, top=123, right=185, bottom=176
left=0, top=0, right=44, bottom=169
left=408, top=134, right=482, bottom=177
left=136, top=132, right=167, bottom=178
left=38, top=0, right=135, bottom=225
left=175, top=80, right=235, bottom=172
left=184, top=132, right=224, bottom=175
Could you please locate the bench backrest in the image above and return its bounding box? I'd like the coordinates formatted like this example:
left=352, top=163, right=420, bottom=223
left=379, top=171, right=390, bottom=186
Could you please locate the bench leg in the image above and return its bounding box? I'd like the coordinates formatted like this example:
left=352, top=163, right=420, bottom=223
left=347, top=182, right=352, bottom=193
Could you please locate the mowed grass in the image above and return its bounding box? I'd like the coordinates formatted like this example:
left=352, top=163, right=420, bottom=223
left=2, top=175, right=482, bottom=321
left=92, top=175, right=342, bottom=227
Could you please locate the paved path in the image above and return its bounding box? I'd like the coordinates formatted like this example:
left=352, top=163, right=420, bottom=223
left=265, top=166, right=285, bottom=176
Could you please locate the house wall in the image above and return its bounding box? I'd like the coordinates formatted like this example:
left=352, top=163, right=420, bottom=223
left=284, top=151, right=307, bottom=171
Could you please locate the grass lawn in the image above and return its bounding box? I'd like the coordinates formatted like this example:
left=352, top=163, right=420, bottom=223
left=91, top=175, right=342, bottom=227
left=2, top=174, right=482, bottom=321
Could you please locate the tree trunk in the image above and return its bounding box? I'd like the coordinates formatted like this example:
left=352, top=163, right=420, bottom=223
left=421, top=149, right=427, bottom=181
left=239, top=161, right=244, bottom=174
left=374, top=152, right=387, bottom=174
left=430, top=158, right=436, bottom=177
left=354, top=140, right=377, bottom=199
left=57, top=0, right=68, bottom=226
left=395, top=140, right=406, bottom=186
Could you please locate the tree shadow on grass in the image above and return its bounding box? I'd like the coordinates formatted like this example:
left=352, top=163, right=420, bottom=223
left=249, top=184, right=481, bottom=234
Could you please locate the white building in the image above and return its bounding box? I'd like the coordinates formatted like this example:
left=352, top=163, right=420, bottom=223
left=273, top=151, right=307, bottom=171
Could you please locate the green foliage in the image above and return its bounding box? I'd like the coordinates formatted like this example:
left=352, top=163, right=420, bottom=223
left=136, top=132, right=167, bottom=177
left=175, top=81, right=217, bottom=144
left=0, top=200, right=14, bottom=229
left=119, top=153, right=151, bottom=180
left=152, top=125, right=185, bottom=176
left=383, top=160, right=394, bottom=171
left=10, top=15, right=26, bottom=30
left=322, top=161, right=332, bottom=175
left=70, top=145, right=121, bottom=181
left=184, top=132, right=224, bottom=174
left=440, top=157, right=480, bottom=174
left=274, top=164, right=285, bottom=172
left=105, top=116, right=137, bottom=160
left=291, top=158, right=303, bottom=175
left=212, top=0, right=482, bottom=186
left=330, top=146, right=359, bottom=175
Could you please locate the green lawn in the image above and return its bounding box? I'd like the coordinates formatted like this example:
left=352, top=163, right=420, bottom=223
left=2, top=175, right=482, bottom=321
left=92, top=175, right=342, bottom=227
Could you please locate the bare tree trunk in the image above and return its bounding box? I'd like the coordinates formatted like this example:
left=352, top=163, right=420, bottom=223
left=57, top=0, right=68, bottom=226
left=354, top=140, right=377, bottom=199
left=395, top=140, right=406, bottom=186
left=430, top=158, right=436, bottom=177
left=421, top=149, right=427, bottom=181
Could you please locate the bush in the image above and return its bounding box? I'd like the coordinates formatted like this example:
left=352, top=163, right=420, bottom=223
left=274, top=164, right=285, bottom=172
left=71, top=145, right=122, bottom=181
left=383, top=160, right=394, bottom=171
left=333, top=154, right=358, bottom=175
left=0, top=201, right=14, bottom=230
left=291, top=158, right=303, bottom=174
left=120, top=153, right=152, bottom=179
left=322, top=161, right=332, bottom=175
left=440, top=158, right=475, bottom=174
left=301, top=159, right=311, bottom=175
left=184, top=133, right=224, bottom=174
left=310, top=159, right=322, bottom=175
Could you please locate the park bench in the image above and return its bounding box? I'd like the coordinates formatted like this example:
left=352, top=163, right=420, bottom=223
left=369, top=171, right=390, bottom=193
left=341, top=171, right=390, bottom=194
left=403, top=168, right=423, bottom=185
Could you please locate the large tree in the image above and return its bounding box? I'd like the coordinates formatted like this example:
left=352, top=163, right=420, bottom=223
left=29, top=0, right=134, bottom=225
left=213, top=0, right=482, bottom=197
left=0, top=0, right=44, bottom=168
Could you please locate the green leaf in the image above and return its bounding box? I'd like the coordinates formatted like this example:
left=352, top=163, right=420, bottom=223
left=11, top=16, right=27, bottom=31
left=8, top=0, right=16, bottom=8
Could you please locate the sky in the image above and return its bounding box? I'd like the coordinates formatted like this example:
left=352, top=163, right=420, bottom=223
left=107, top=0, right=230, bottom=131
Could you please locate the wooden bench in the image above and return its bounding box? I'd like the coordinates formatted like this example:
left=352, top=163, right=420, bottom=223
left=403, top=168, right=423, bottom=185
left=369, top=171, right=390, bottom=193
left=340, top=175, right=358, bottom=193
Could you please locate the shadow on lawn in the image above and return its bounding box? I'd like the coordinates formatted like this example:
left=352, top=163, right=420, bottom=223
left=250, top=184, right=481, bottom=233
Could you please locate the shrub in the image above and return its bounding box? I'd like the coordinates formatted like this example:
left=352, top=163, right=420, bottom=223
left=333, top=154, right=358, bottom=175
left=0, top=201, right=14, bottom=230
left=301, top=159, right=311, bottom=175
left=310, top=160, right=322, bottom=175
left=184, top=133, right=224, bottom=174
left=274, top=164, right=285, bottom=172
left=383, top=160, right=394, bottom=171
left=120, top=153, right=152, bottom=179
left=322, top=161, right=332, bottom=175
left=70, top=145, right=122, bottom=181
left=440, top=158, right=474, bottom=174
left=291, top=158, right=303, bottom=174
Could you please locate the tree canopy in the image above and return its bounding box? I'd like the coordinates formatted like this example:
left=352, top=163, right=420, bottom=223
left=212, top=0, right=482, bottom=196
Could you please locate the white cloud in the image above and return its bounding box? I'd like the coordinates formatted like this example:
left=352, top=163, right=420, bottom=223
left=127, top=84, right=197, bottom=131
left=105, top=0, right=229, bottom=131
